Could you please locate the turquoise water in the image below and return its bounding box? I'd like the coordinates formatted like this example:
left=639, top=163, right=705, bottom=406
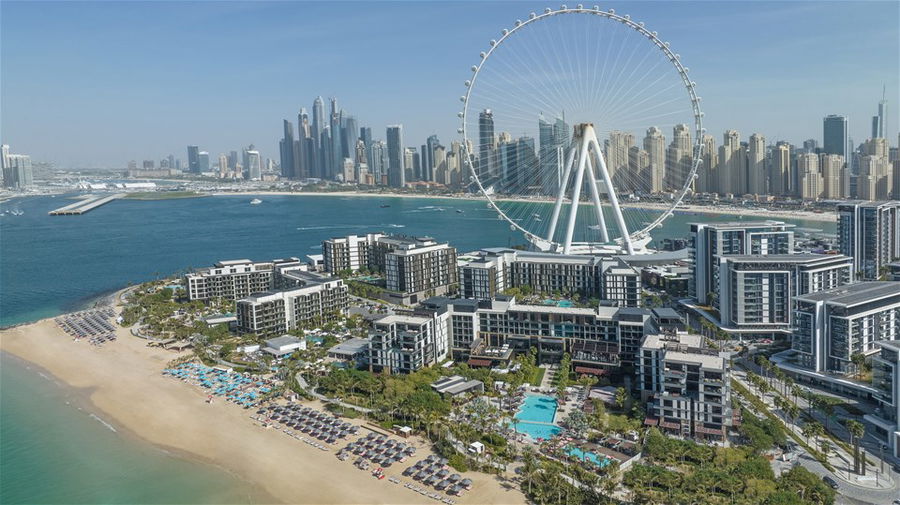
left=512, top=394, right=562, bottom=440
left=0, top=194, right=836, bottom=328
left=516, top=394, right=558, bottom=423
left=513, top=421, right=562, bottom=441
left=543, top=299, right=574, bottom=308
left=0, top=353, right=262, bottom=504
left=0, top=193, right=837, bottom=501
left=566, top=446, right=611, bottom=467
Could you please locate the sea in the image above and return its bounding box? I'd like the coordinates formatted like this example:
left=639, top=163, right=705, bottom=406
left=0, top=193, right=837, bottom=504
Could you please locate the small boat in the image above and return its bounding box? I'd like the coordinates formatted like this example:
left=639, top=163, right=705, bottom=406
left=455, top=209, right=463, bottom=213
left=250, top=198, right=262, bottom=205
left=380, top=204, right=390, bottom=208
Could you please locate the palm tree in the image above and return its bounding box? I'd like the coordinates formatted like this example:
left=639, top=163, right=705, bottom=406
left=846, top=419, right=865, bottom=474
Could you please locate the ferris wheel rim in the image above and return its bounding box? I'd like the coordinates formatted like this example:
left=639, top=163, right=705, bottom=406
left=459, top=5, right=705, bottom=247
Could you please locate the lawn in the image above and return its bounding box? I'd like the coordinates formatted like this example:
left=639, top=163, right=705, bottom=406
left=528, top=367, right=545, bottom=386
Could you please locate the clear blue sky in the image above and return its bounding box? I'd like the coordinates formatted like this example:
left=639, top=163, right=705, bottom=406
left=2, top=0, right=897, bottom=168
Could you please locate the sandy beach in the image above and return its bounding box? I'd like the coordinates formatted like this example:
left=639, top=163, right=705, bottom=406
left=211, top=190, right=837, bottom=223
left=0, top=312, right=524, bottom=505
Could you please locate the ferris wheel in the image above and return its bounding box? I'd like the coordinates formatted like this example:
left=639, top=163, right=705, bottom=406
left=459, top=5, right=704, bottom=255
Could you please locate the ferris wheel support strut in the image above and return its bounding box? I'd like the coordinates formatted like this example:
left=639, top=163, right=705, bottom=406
left=546, top=144, right=578, bottom=243
left=584, top=154, right=610, bottom=243
left=555, top=123, right=634, bottom=255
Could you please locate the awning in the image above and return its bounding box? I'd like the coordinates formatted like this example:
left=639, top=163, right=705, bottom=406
left=644, top=416, right=659, bottom=426
left=467, top=358, right=491, bottom=367
left=574, top=366, right=608, bottom=376
left=659, top=420, right=680, bottom=430
left=695, top=426, right=723, bottom=436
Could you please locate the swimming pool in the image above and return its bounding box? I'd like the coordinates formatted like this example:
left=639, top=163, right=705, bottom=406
left=566, top=446, right=611, bottom=467
left=542, top=299, right=574, bottom=308
left=514, top=421, right=562, bottom=441
left=511, top=394, right=562, bottom=441
left=516, top=394, right=558, bottom=424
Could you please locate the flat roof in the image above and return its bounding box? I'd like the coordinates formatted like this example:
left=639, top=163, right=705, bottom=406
left=796, top=281, right=900, bottom=306
left=725, top=253, right=850, bottom=264
left=375, top=314, right=431, bottom=325
left=328, top=337, right=370, bottom=354
left=642, top=333, right=704, bottom=350
left=265, top=335, right=303, bottom=347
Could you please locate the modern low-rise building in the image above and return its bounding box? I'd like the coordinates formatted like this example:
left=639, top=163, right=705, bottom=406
left=186, top=257, right=307, bottom=301
left=837, top=201, right=900, bottom=280
left=866, top=340, right=900, bottom=458
left=235, top=274, right=348, bottom=335
left=326, top=337, right=371, bottom=367
left=771, top=282, right=900, bottom=399
left=431, top=375, right=484, bottom=398
left=322, top=233, right=385, bottom=273
left=421, top=296, right=660, bottom=374
left=689, top=221, right=795, bottom=307
left=322, top=234, right=458, bottom=305
left=457, top=248, right=642, bottom=307
left=262, top=335, right=306, bottom=358
left=639, top=332, right=733, bottom=440
left=368, top=314, right=449, bottom=374
left=717, top=254, right=854, bottom=335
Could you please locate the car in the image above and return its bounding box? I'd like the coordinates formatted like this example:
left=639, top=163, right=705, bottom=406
left=892, top=499, right=900, bottom=505
left=822, top=476, right=839, bottom=490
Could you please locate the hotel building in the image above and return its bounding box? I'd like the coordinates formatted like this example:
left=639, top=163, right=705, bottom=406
left=457, top=248, right=642, bottom=307
left=639, top=332, right=733, bottom=440
left=837, top=201, right=900, bottom=280
left=420, top=296, right=674, bottom=374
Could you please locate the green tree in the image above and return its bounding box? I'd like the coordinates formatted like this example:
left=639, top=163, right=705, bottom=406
left=846, top=419, right=865, bottom=474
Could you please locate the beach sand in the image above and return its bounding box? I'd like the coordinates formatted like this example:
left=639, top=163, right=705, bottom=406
left=211, top=190, right=837, bottom=223
left=0, top=317, right=525, bottom=505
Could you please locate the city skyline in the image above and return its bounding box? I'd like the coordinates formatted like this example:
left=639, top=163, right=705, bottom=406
left=2, top=0, right=898, bottom=168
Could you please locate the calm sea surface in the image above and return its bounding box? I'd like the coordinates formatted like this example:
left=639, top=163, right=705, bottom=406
left=0, top=193, right=836, bottom=503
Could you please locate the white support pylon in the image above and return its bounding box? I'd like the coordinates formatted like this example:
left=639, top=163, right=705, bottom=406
left=550, top=123, right=634, bottom=255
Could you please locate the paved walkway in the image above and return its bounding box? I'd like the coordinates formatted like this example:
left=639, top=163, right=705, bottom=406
left=732, top=366, right=899, bottom=505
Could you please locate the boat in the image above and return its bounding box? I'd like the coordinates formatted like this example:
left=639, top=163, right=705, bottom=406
left=250, top=198, right=262, bottom=205
left=380, top=204, right=390, bottom=208
left=455, top=209, right=464, bottom=213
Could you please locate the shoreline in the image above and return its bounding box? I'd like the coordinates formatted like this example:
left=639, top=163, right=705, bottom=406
left=209, top=190, right=837, bottom=223
left=0, top=293, right=525, bottom=505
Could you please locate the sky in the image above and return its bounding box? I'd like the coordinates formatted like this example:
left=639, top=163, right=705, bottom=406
left=1, top=0, right=898, bottom=168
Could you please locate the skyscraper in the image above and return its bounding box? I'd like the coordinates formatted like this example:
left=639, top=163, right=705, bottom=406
left=538, top=114, right=569, bottom=195
left=218, top=154, right=228, bottom=178
left=718, top=130, right=743, bottom=195
left=666, top=123, right=692, bottom=190
left=187, top=145, right=200, bottom=173
left=606, top=130, right=634, bottom=190
left=873, top=88, right=889, bottom=139
left=478, top=109, right=495, bottom=182
left=198, top=151, right=209, bottom=173
left=769, top=142, right=791, bottom=196
left=424, top=134, right=440, bottom=182
left=246, top=150, right=261, bottom=180
left=386, top=125, right=405, bottom=188
left=746, top=133, right=766, bottom=195
left=2, top=153, right=32, bottom=189
left=797, top=153, right=822, bottom=200
left=697, top=134, right=717, bottom=193
left=643, top=127, right=666, bottom=193
left=280, top=119, right=296, bottom=179
left=823, top=115, right=849, bottom=158
left=369, top=140, right=387, bottom=184
left=820, top=154, right=845, bottom=199
left=837, top=201, right=900, bottom=279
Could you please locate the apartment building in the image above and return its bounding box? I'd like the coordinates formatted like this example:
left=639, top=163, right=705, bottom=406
left=837, top=201, right=900, bottom=280
left=717, top=254, right=854, bottom=336
left=689, top=221, right=795, bottom=307
left=235, top=274, right=348, bottom=335
left=639, top=333, right=733, bottom=441
left=186, top=259, right=286, bottom=301
left=367, top=314, right=449, bottom=374
left=786, top=282, right=900, bottom=394
left=866, top=340, right=900, bottom=458
left=322, top=233, right=384, bottom=273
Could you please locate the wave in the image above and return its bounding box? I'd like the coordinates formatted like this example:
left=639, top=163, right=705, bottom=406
left=90, top=413, right=118, bottom=433
left=386, top=224, right=405, bottom=228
